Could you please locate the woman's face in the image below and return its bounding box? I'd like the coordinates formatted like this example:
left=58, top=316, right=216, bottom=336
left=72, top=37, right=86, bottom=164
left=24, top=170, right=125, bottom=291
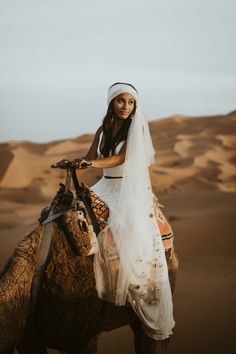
left=113, top=93, right=135, bottom=119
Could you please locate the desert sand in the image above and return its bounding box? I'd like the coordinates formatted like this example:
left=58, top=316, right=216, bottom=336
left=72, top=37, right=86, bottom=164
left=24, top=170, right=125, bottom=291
left=0, top=111, right=236, bottom=353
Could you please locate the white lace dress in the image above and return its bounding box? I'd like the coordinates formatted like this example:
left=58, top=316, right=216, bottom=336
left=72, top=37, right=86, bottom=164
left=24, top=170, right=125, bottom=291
left=91, top=132, right=175, bottom=340
left=91, top=138, right=124, bottom=220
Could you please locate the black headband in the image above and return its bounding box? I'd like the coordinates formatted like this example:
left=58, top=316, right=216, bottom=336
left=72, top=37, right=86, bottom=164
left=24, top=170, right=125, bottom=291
left=109, top=82, right=138, bottom=94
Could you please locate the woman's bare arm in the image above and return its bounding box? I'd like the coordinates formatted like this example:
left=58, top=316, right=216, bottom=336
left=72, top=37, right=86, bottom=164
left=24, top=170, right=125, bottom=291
left=74, top=127, right=127, bottom=169
left=80, top=142, right=126, bottom=169
left=55, top=126, right=103, bottom=168
left=90, top=141, right=126, bottom=168
left=83, top=126, right=103, bottom=160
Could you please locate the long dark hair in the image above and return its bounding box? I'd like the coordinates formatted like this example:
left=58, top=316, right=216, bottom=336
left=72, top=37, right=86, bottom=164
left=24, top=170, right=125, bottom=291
left=100, top=82, right=137, bottom=157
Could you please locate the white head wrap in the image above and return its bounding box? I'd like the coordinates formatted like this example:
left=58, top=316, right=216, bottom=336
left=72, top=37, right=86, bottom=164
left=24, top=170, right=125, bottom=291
left=107, top=83, right=139, bottom=105
left=94, top=83, right=174, bottom=339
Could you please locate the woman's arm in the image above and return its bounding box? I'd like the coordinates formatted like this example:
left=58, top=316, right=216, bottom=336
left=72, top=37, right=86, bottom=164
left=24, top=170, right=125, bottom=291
left=80, top=142, right=126, bottom=169
left=73, top=126, right=126, bottom=169
left=54, top=126, right=103, bottom=169
left=91, top=146, right=126, bottom=168
left=83, top=125, right=103, bottom=160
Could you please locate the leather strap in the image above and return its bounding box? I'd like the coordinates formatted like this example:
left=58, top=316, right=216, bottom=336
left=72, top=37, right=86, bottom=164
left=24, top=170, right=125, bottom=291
left=72, top=169, right=101, bottom=236
left=25, top=207, right=55, bottom=334
left=104, top=176, right=123, bottom=179
left=25, top=198, right=71, bottom=334
left=41, top=208, right=71, bottom=224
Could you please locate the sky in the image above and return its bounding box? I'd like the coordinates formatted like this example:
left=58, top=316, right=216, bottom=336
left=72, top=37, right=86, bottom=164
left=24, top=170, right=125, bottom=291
left=0, top=0, right=235, bottom=142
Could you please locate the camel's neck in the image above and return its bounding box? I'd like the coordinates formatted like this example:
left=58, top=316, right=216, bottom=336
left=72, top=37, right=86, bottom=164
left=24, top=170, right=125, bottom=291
left=0, top=225, right=44, bottom=349
left=0, top=226, right=43, bottom=295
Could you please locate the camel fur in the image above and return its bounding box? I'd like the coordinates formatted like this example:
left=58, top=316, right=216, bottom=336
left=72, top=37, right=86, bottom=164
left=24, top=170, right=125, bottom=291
left=0, top=202, right=178, bottom=354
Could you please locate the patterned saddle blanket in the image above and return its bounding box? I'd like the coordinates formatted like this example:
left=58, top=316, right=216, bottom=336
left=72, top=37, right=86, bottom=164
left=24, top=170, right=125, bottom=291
left=88, top=188, right=174, bottom=250
left=89, top=189, right=110, bottom=231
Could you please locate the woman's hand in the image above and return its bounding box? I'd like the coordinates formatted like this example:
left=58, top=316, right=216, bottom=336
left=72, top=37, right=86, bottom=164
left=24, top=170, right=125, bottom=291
left=51, top=159, right=71, bottom=169
left=51, top=158, right=92, bottom=169
left=71, top=158, right=82, bottom=168
left=71, top=158, right=92, bottom=169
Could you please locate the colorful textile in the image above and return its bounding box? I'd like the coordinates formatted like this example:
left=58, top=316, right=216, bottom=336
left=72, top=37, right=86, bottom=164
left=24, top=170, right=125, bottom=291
left=89, top=190, right=110, bottom=230
left=88, top=188, right=174, bottom=250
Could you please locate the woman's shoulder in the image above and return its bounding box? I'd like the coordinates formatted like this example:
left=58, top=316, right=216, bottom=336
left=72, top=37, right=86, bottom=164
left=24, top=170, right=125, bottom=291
left=94, top=125, right=103, bottom=138
left=85, top=125, right=103, bottom=160
left=92, top=125, right=103, bottom=150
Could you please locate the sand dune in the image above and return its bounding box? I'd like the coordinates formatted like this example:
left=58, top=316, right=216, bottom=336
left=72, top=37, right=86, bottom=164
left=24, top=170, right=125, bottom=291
left=1, top=112, right=236, bottom=200
left=174, top=135, right=194, bottom=158
left=45, top=140, right=89, bottom=156
left=0, top=135, right=100, bottom=200
left=0, top=111, right=236, bottom=354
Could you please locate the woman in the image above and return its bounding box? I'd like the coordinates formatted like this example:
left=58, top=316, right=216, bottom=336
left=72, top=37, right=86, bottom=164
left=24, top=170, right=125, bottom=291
left=73, top=82, right=176, bottom=341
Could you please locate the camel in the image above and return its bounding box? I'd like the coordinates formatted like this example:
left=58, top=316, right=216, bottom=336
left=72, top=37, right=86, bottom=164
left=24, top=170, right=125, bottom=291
left=0, top=177, right=178, bottom=354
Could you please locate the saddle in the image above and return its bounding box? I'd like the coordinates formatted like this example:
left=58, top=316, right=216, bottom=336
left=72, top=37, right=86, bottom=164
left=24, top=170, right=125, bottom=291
left=86, top=187, right=110, bottom=231
left=84, top=186, right=174, bottom=250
